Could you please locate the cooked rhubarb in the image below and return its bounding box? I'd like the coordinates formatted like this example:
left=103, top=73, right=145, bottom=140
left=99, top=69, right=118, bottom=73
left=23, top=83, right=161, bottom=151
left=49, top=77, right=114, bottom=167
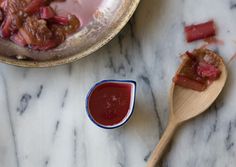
left=0, top=0, right=80, bottom=50
left=173, top=49, right=222, bottom=91
left=185, top=20, right=216, bottom=42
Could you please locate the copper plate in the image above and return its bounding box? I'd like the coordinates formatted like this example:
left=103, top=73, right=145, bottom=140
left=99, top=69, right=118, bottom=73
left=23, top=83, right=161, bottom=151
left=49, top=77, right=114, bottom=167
left=0, top=0, right=140, bottom=67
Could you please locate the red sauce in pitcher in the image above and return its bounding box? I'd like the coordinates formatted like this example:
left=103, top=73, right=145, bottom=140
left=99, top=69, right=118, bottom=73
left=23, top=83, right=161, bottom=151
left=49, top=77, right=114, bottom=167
left=88, top=82, right=132, bottom=126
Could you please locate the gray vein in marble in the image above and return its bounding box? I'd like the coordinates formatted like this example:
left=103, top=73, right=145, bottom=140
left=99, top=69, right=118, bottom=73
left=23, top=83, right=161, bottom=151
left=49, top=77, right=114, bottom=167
left=73, top=128, right=78, bottom=166
left=55, top=121, right=60, bottom=133
left=117, top=34, right=124, bottom=55
left=225, top=121, right=234, bottom=151
left=44, top=157, right=49, bottom=167
left=107, top=57, right=116, bottom=73
left=117, top=64, right=126, bottom=77
left=117, top=162, right=124, bottom=167
left=0, top=73, right=20, bottom=167
left=61, top=89, right=68, bottom=108
left=106, top=55, right=127, bottom=77
left=36, top=85, right=43, bottom=98
left=51, top=89, right=70, bottom=143
left=230, top=1, right=236, bottom=9
left=128, top=20, right=141, bottom=50
left=143, top=151, right=151, bottom=162
left=206, top=106, right=218, bottom=142
left=104, top=20, right=140, bottom=77
left=139, top=74, right=163, bottom=134
left=154, top=51, right=165, bottom=80
left=192, top=128, right=197, bottom=139
left=52, top=121, right=60, bottom=142
left=16, top=93, right=32, bottom=115
left=205, top=98, right=224, bottom=141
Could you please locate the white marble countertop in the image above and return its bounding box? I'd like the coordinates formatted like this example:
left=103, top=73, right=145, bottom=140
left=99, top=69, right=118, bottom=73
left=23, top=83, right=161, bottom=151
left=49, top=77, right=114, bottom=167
left=1, top=0, right=236, bottom=166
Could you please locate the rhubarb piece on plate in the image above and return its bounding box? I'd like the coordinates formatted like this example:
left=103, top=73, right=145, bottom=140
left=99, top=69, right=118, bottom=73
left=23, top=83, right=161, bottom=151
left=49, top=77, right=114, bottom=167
left=24, top=0, right=44, bottom=14
left=40, top=6, right=55, bottom=19
left=10, top=32, right=27, bottom=46
left=173, top=48, right=222, bottom=91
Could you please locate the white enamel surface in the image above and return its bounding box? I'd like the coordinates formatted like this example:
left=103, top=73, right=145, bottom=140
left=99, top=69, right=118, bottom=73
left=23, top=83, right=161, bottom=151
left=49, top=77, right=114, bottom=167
left=1, top=0, right=236, bottom=166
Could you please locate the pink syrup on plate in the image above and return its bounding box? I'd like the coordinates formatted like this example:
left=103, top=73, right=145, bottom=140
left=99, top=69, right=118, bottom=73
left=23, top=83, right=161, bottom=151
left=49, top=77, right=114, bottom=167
left=51, top=0, right=103, bottom=26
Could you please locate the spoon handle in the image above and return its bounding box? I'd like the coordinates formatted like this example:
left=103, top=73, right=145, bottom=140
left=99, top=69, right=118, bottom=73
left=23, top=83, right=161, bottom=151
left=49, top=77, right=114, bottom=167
left=146, top=121, right=178, bottom=167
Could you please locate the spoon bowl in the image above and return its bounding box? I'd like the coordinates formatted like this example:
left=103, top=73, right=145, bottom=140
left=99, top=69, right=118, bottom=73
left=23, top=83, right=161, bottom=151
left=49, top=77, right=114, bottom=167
left=147, top=51, right=227, bottom=167
left=170, top=56, right=227, bottom=122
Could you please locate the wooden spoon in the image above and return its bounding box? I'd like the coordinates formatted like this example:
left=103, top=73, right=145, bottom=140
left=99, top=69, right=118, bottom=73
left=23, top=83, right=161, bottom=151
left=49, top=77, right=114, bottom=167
left=146, top=53, right=227, bottom=167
